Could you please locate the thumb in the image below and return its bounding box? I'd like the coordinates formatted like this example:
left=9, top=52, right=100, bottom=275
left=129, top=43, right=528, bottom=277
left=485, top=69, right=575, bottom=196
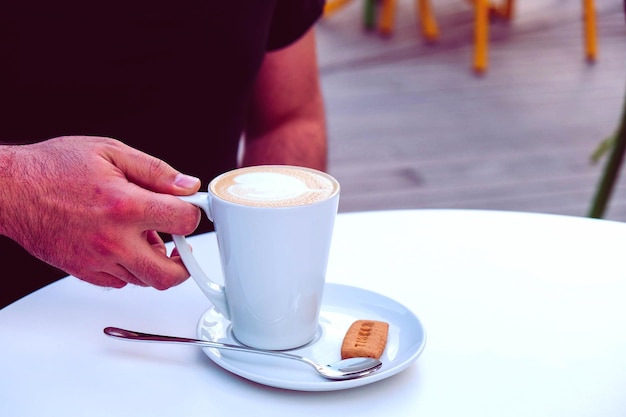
left=109, top=142, right=201, bottom=195
left=172, top=172, right=202, bottom=194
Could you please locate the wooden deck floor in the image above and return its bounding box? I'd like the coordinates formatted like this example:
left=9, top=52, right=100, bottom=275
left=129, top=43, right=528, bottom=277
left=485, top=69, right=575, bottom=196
left=315, top=0, right=626, bottom=222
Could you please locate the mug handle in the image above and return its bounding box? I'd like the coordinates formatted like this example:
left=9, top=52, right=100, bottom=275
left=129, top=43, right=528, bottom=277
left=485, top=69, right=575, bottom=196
left=172, top=193, right=230, bottom=319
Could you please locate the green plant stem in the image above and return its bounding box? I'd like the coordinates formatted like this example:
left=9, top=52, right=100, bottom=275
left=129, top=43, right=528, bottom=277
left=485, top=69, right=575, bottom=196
left=588, top=89, right=626, bottom=218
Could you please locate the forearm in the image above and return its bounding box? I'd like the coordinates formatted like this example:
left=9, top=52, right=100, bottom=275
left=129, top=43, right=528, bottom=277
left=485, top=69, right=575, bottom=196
left=0, top=145, right=17, bottom=237
left=241, top=28, right=328, bottom=172
left=0, top=144, right=35, bottom=241
left=241, top=96, right=328, bottom=171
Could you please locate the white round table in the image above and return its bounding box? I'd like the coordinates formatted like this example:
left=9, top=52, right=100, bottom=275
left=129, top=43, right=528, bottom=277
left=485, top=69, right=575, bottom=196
left=2, top=210, right=626, bottom=416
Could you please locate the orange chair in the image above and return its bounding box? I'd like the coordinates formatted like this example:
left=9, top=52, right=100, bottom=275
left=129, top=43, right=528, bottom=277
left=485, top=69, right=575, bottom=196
left=323, top=0, right=354, bottom=16
left=323, top=0, right=439, bottom=41
left=472, top=0, right=597, bottom=73
left=471, top=0, right=515, bottom=73
left=583, top=0, right=599, bottom=62
left=323, top=0, right=598, bottom=74
left=378, top=0, right=439, bottom=40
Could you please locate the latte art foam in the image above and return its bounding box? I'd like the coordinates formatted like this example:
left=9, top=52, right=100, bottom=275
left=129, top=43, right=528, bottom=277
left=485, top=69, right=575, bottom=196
left=210, top=166, right=339, bottom=207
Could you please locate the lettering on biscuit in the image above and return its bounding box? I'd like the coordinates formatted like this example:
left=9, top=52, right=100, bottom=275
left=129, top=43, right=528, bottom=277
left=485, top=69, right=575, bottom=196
left=340, top=320, right=389, bottom=360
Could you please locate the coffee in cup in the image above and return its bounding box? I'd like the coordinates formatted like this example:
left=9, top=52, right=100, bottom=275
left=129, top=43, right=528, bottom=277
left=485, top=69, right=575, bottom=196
left=209, top=165, right=338, bottom=208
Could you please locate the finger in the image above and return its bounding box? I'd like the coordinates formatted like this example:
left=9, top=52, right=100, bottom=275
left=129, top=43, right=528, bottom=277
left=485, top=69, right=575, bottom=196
left=100, top=185, right=201, bottom=236
left=80, top=263, right=148, bottom=288
left=122, top=235, right=191, bottom=290
left=139, top=192, right=202, bottom=236
left=105, top=141, right=201, bottom=195
left=75, top=271, right=128, bottom=289
left=111, top=263, right=149, bottom=287
left=169, top=242, right=193, bottom=258
left=146, top=230, right=167, bottom=256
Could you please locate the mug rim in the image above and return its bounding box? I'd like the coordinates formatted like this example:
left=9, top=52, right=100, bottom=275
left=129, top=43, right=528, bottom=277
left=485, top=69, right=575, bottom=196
left=207, top=165, right=340, bottom=209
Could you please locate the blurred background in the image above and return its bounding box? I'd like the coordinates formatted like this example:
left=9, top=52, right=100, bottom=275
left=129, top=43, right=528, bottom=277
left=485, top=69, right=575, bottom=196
left=315, top=0, right=626, bottom=221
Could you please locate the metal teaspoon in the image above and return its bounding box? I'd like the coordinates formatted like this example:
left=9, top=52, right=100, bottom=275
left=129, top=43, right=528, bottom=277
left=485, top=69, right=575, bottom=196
left=104, top=327, right=383, bottom=381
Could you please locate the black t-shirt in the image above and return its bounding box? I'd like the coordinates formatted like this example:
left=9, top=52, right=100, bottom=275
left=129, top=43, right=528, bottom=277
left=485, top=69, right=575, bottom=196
left=0, top=0, right=324, bottom=307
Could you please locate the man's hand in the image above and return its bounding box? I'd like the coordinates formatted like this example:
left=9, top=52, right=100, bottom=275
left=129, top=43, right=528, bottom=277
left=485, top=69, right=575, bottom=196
left=0, top=136, right=202, bottom=290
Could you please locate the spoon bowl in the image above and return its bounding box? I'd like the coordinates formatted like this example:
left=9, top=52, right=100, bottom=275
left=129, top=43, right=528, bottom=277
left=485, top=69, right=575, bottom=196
left=104, top=327, right=383, bottom=380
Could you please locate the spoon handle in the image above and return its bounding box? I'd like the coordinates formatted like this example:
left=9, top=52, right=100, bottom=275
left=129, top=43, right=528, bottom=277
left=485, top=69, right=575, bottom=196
left=103, top=326, right=307, bottom=363
left=104, top=326, right=383, bottom=381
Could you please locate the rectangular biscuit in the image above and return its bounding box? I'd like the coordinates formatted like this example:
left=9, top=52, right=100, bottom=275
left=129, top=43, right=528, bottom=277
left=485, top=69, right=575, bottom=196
left=340, top=319, right=389, bottom=359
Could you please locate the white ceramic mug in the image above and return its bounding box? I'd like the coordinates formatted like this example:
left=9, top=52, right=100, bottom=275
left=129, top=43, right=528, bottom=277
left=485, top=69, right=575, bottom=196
left=172, top=165, right=340, bottom=350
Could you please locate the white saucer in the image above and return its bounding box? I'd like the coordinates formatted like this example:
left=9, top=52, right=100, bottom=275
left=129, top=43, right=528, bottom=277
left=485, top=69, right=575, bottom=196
left=196, top=283, right=426, bottom=391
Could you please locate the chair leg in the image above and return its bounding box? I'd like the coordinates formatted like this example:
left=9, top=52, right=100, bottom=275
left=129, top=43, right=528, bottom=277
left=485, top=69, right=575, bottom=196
left=379, top=0, right=396, bottom=36
left=416, top=0, right=439, bottom=41
left=474, top=0, right=489, bottom=73
left=489, top=0, right=514, bottom=19
left=502, top=0, right=514, bottom=19
left=583, top=0, right=598, bottom=62
left=323, top=0, right=354, bottom=16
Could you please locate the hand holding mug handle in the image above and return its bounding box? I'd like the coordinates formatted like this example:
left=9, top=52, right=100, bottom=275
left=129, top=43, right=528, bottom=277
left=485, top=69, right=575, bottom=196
left=172, top=193, right=230, bottom=319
